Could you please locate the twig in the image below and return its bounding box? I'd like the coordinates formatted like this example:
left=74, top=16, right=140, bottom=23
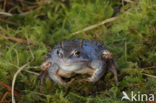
left=0, top=81, right=21, bottom=97
left=72, top=16, right=120, bottom=35
left=0, top=19, right=19, bottom=26
left=11, top=62, right=31, bottom=103
left=0, top=11, right=33, bottom=16
left=0, top=12, right=12, bottom=16
left=0, top=99, right=20, bottom=103
left=141, top=66, right=156, bottom=70
left=126, top=66, right=156, bottom=73
left=11, top=39, right=34, bottom=103
left=1, top=92, right=10, bottom=102
left=72, top=0, right=136, bottom=35
left=0, top=81, right=21, bottom=103
left=3, top=0, right=7, bottom=10
left=24, top=70, right=39, bottom=76
left=22, top=90, right=47, bottom=97
left=0, top=35, right=34, bottom=45
left=124, top=0, right=133, bottom=3
left=142, top=73, right=156, bottom=79
left=16, top=0, right=38, bottom=5
left=124, top=83, right=143, bottom=88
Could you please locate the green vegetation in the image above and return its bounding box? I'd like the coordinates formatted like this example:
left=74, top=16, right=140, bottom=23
left=0, top=0, right=156, bottom=102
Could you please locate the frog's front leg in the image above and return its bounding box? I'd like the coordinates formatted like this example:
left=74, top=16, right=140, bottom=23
left=86, top=60, right=106, bottom=82
left=102, top=50, right=118, bottom=84
left=48, top=64, right=67, bottom=85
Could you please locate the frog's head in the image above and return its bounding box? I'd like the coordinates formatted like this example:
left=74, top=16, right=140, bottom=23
left=52, top=40, right=90, bottom=71
left=55, top=47, right=89, bottom=65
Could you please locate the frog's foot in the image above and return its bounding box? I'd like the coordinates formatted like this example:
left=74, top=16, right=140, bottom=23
left=48, top=64, right=67, bottom=85
left=108, top=60, right=118, bottom=84
left=78, top=78, right=91, bottom=83
left=87, top=60, right=106, bottom=83
left=102, top=50, right=118, bottom=84
left=38, top=71, right=48, bottom=92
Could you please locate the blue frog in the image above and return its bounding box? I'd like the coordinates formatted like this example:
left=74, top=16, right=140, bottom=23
left=40, top=39, right=118, bottom=85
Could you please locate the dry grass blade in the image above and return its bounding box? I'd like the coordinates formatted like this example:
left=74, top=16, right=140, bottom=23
left=127, top=66, right=156, bottom=73
left=23, top=90, right=47, bottom=97
left=24, top=70, right=39, bottom=76
left=142, top=73, right=156, bottom=79
left=1, top=92, right=10, bottom=102
left=0, top=81, right=21, bottom=97
left=141, top=66, right=156, bottom=70
left=124, top=0, right=134, bottom=3
left=11, top=62, right=31, bottom=103
left=0, top=19, right=20, bottom=26
left=0, top=12, right=12, bottom=16
left=0, top=81, right=21, bottom=103
left=0, top=35, right=34, bottom=45
left=11, top=38, right=34, bottom=103
left=72, top=16, right=120, bottom=35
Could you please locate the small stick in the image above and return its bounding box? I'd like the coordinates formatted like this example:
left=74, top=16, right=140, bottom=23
left=0, top=81, right=21, bottom=97
left=0, top=12, right=12, bottom=16
left=0, top=35, right=34, bottom=45
left=126, top=66, right=156, bottom=73
left=3, top=0, right=7, bottom=10
left=142, top=73, right=156, bottom=79
left=72, top=0, right=136, bottom=35
left=0, top=99, right=20, bottom=103
left=23, top=90, right=47, bottom=97
left=72, top=16, right=120, bottom=35
left=24, top=70, right=39, bottom=76
left=124, top=0, right=133, bottom=3
left=141, top=66, right=156, bottom=70
left=1, top=92, right=10, bottom=102
left=11, top=62, right=31, bottom=103
left=12, top=39, right=34, bottom=103
left=0, top=19, right=19, bottom=26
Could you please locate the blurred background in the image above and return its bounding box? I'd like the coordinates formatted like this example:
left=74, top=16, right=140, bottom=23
left=0, top=0, right=156, bottom=102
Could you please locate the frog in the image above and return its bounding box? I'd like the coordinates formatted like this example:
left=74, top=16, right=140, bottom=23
left=39, top=39, right=118, bottom=85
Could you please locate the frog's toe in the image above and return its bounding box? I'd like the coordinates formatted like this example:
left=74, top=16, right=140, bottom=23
left=86, top=77, right=97, bottom=83
left=78, top=78, right=94, bottom=83
left=78, top=78, right=88, bottom=83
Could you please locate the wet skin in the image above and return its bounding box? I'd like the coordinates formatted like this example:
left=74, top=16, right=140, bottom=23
left=40, top=39, right=118, bottom=85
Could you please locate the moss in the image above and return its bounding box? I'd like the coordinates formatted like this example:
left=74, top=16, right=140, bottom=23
left=0, top=0, right=155, bottom=102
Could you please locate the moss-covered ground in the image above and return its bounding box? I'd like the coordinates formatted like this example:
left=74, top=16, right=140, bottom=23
left=0, top=0, right=156, bottom=102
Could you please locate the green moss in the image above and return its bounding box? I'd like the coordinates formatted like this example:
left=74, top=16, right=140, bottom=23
left=0, top=0, right=155, bottom=102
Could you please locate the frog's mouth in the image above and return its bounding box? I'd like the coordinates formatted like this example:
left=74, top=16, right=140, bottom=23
left=59, top=59, right=89, bottom=66
left=72, top=60, right=89, bottom=63
left=60, top=60, right=88, bottom=72
left=62, top=60, right=88, bottom=66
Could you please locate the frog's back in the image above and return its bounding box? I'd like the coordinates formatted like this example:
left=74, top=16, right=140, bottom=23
left=53, top=39, right=107, bottom=59
left=82, top=39, right=107, bottom=59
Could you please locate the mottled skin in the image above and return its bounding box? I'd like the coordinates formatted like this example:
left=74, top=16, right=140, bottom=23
left=39, top=39, right=118, bottom=85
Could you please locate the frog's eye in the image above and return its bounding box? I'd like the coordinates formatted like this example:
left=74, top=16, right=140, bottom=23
left=73, top=50, right=80, bottom=57
left=57, top=50, right=63, bottom=57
